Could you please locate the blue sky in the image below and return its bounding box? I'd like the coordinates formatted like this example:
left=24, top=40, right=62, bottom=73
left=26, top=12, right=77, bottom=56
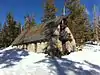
left=0, top=0, right=99, bottom=25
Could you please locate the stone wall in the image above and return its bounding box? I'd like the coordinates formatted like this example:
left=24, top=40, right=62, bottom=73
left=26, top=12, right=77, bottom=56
left=37, top=42, right=47, bottom=53
left=27, top=43, right=35, bottom=52
left=53, top=24, right=76, bottom=52
left=65, top=27, right=76, bottom=51
left=21, top=42, right=47, bottom=53
left=37, top=42, right=41, bottom=52
left=18, top=45, right=23, bottom=49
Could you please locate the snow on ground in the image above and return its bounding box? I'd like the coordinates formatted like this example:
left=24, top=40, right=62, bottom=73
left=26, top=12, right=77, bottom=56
left=0, top=44, right=100, bottom=75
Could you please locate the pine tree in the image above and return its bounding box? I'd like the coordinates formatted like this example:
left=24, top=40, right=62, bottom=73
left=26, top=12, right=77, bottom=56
left=83, top=10, right=93, bottom=42
left=2, top=23, right=8, bottom=47
left=31, top=15, right=36, bottom=25
left=0, top=23, right=3, bottom=48
left=42, top=0, right=57, bottom=23
left=42, top=0, right=60, bottom=57
left=24, top=14, right=36, bottom=30
left=18, top=22, right=21, bottom=33
left=65, top=0, right=91, bottom=45
left=7, top=13, right=17, bottom=45
left=15, top=22, right=21, bottom=36
left=1, top=12, right=21, bottom=47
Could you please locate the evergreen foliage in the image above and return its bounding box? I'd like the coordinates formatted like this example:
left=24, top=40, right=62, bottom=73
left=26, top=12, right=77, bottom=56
left=24, top=15, right=36, bottom=30
left=0, top=12, right=21, bottom=48
left=65, top=0, right=92, bottom=45
left=0, top=23, right=3, bottom=47
left=42, top=0, right=57, bottom=23
left=42, top=0, right=61, bottom=57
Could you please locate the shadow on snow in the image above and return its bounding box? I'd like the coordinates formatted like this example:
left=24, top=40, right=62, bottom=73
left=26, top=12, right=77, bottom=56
left=0, top=48, right=29, bottom=68
left=35, top=57, right=100, bottom=75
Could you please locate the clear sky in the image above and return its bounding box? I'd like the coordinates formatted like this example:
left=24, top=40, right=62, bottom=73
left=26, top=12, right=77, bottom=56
left=0, top=0, right=99, bottom=25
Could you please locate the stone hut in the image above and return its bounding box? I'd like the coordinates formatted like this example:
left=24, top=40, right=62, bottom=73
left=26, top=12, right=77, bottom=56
left=12, top=16, right=76, bottom=53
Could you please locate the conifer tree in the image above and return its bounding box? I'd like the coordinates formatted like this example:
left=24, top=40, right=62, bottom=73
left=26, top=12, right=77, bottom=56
left=2, top=23, right=8, bottom=47
left=7, top=13, right=16, bottom=44
left=42, top=0, right=60, bottom=57
left=1, top=12, right=21, bottom=47
left=7, top=13, right=16, bottom=45
left=0, top=23, right=3, bottom=47
left=31, top=15, right=36, bottom=25
left=24, top=14, right=36, bottom=30
left=42, top=0, right=57, bottom=23
left=65, top=0, right=91, bottom=45
left=83, top=10, right=93, bottom=42
left=15, top=22, right=21, bottom=36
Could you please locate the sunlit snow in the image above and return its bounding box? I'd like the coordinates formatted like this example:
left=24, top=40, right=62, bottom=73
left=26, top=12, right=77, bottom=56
left=0, top=44, right=100, bottom=75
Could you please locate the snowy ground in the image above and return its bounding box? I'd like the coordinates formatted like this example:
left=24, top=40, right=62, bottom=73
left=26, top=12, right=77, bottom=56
left=0, top=44, right=100, bottom=75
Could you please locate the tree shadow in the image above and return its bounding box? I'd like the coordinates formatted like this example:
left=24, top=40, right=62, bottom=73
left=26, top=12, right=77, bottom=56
left=35, top=57, right=100, bottom=75
left=84, top=60, right=100, bottom=71
left=35, top=57, right=66, bottom=75
left=0, top=48, right=29, bottom=68
left=61, top=58, right=100, bottom=75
